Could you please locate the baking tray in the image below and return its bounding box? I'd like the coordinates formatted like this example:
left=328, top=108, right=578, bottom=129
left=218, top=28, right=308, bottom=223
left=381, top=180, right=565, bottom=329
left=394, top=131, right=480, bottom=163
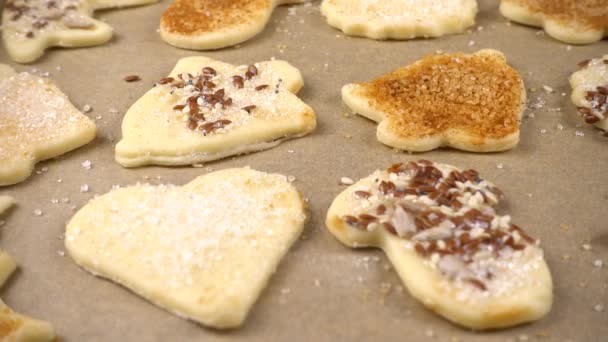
left=0, top=0, right=606, bottom=341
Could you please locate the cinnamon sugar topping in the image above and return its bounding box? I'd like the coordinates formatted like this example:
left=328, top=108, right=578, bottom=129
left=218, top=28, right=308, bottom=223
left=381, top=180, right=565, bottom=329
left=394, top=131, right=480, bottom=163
left=507, top=0, right=608, bottom=30
left=359, top=52, right=523, bottom=139
left=341, top=161, right=544, bottom=296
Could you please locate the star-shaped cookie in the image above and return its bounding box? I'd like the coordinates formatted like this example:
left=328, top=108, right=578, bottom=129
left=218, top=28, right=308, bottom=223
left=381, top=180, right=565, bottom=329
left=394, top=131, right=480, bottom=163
left=0, top=64, right=97, bottom=186
left=66, top=167, right=306, bottom=329
left=326, top=160, right=553, bottom=330
left=115, top=56, right=316, bottom=167
left=160, top=0, right=303, bottom=50
left=2, top=0, right=159, bottom=63
left=570, top=55, right=608, bottom=130
left=500, top=0, right=608, bottom=44
left=342, top=49, right=526, bottom=153
left=321, top=0, right=478, bottom=40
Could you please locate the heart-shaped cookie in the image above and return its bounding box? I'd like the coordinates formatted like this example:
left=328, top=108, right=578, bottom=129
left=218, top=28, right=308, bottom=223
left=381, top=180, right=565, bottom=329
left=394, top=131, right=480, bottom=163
left=160, top=0, right=303, bottom=50
left=326, top=160, right=553, bottom=329
left=342, top=49, right=526, bottom=153
left=2, top=0, right=159, bottom=63
left=115, top=56, right=316, bottom=167
left=0, top=64, right=97, bottom=186
left=0, top=250, right=56, bottom=342
left=321, top=0, right=478, bottom=40
left=65, top=168, right=306, bottom=328
left=500, top=0, right=608, bottom=44
left=570, top=55, right=608, bottom=130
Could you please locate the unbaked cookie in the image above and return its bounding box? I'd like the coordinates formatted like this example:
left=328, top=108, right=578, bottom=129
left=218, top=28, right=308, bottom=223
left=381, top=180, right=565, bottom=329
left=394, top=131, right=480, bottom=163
left=2, top=0, right=159, bottom=63
left=326, top=160, right=553, bottom=330
left=500, top=0, right=608, bottom=44
left=115, top=56, right=316, bottom=167
left=0, top=65, right=97, bottom=186
left=0, top=196, right=15, bottom=215
left=65, top=168, right=306, bottom=329
left=321, top=0, right=478, bottom=40
left=0, top=252, right=56, bottom=342
left=570, top=55, right=608, bottom=130
left=342, top=49, right=526, bottom=153
left=160, top=0, right=303, bottom=50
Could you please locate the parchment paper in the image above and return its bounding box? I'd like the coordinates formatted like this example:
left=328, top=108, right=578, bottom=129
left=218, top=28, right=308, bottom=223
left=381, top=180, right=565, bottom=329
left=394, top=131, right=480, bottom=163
left=0, top=0, right=606, bottom=341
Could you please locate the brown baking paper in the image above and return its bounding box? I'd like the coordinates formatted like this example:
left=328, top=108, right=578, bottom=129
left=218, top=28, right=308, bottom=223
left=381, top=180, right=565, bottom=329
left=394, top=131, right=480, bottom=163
left=0, top=0, right=606, bottom=341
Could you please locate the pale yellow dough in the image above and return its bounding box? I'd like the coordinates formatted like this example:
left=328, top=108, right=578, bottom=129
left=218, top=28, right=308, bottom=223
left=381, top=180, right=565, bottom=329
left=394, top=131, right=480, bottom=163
left=0, top=65, right=96, bottom=186
left=2, top=0, right=159, bottom=63
left=160, top=0, right=303, bottom=50
left=65, top=168, right=306, bottom=329
left=0, top=196, right=16, bottom=216
left=500, top=0, right=608, bottom=45
left=326, top=162, right=552, bottom=330
left=115, top=56, right=316, bottom=167
left=0, top=252, right=56, bottom=342
left=569, top=55, right=608, bottom=130
left=321, top=0, right=478, bottom=40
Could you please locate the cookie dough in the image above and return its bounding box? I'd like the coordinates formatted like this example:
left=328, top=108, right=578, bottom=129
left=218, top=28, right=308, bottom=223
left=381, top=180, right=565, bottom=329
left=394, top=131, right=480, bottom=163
left=65, top=168, right=307, bottom=328
left=160, top=0, right=303, bottom=50
left=570, top=55, right=608, bottom=130
left=342, top=49, right=525, bottom=152
left=326, top=160, right=553, bottom=330
left=500, top=0, right=608, bottom=44
left=321, top=0, right=478, bottom=40
left=115, top=56, right=316, bottom=167
left=0, top=65, right=97, bottom=186
left=3, top=0, right=159, bottom=63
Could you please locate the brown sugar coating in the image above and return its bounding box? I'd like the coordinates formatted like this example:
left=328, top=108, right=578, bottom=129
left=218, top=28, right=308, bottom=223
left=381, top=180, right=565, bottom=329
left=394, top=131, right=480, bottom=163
left=161, top=0, right=271, bottom=34
left=361, top=52, right=523, bottom=139
left=508, top=0, right=608, bottom=30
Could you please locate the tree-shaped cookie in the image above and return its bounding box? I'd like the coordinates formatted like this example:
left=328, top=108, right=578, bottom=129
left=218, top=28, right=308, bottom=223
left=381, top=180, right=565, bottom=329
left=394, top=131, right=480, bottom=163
left=160, top=0, right=303, bottom=50
left=0, top=202, right=56, bottom=342
left=342, top=49, right=526, bottom=153
left=115, top=56, right=316, bottom=167
left=0, top=64, right=97, bottom=186
left=326, top=160, right=553, bottom=330
left=321, top=0, right=478, bottom=40
left=66, top=168, right=306, bottom=329
left=500, top=0, right=608, bottom=44
left=570, top=55, right=608, bottom=130
left=2, top=0, right=159, bottom=63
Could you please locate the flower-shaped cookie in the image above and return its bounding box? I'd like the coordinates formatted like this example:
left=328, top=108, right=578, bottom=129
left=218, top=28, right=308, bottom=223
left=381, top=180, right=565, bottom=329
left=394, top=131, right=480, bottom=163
left=342, top=49, right=526, bottom=152
left=160, top=0, right=303, bottom=50
left=500, top=0, right=608, bottom=44
left=326, top=160, right=553, bottom=329
left=570, top=55, right=608, bottom=130
left=66, top=168, right=306, bottom=329
left=2, top=0, right=159, bottom=63
left=0, top=64, right=96, bottom=186
left=115, top=56, right=316, bottom=167
left=321, top=0, right=478, bottom=40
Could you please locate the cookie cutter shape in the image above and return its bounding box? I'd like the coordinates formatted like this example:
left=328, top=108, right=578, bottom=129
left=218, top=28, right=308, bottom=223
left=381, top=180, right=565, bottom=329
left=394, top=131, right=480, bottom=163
left=2, top=0, right=159, bottom=63
left=500, top=0, right=608, bottom=44
left=65, top=168, right=307, bottom=329
left=115, top=56, right=316, bottom=167
left=0, top=64, right=96, bottom=186
left=321, top=0, right=478, bottom=40
left=326, top=160, right=553, bottom=330
left=160, top=0, right=304, bottom=50
left=570, top=55, right=608, bottom=130
left=342, top=49, right=526, bottom=153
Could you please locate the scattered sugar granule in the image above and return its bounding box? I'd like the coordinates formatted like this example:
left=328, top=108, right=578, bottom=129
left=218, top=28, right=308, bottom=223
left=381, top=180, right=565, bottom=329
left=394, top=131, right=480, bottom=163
left=287, top=149, right=294, bottom=154
left=519, top=335, right=529, bottom=341
left=425, top=329, right=435, bottom=338
left=594, top=304, right=605, bottom=312
left=593, top=259, right=604, bottom=268
left=80, top=184, right=90, bottom=193
left=540, top=129, right=547, bottom=134
left=280, top=288, right=291, bottom=295
left=82, top=104, right=92, bottom=113
left=575, top=131, right=585, bottom=137
left=314, top=279, right=321, bottom=287
left=556, top=124, right=564, bottom=130
left=57, top=178, right=63, bottom=183
left=33, top=209, right=43, bottom=216
left=496, top=163, right=504, bottom=169
left=287, top=175, right=296, bottom=183
left=468, top=40, right=475, bottom=46
left=340, top=177, right=354, bottom=185
left=81, top=160, right=93, bottom=170
left=57, top=250, right=65, bottom=257
left=582, top=243, right=592, bottom=251
left=542, top=85, right=554, bottom=93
